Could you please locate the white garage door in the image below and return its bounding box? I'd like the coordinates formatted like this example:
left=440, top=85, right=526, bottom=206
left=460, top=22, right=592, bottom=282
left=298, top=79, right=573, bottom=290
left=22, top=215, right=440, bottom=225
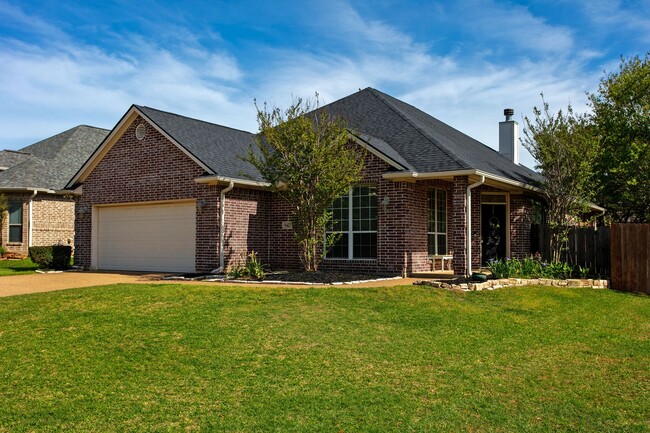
left=96, top=202, right=196, bottom=272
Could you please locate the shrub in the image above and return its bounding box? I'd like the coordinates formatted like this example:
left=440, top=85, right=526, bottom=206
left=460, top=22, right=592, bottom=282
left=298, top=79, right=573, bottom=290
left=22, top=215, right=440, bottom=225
left=227, top=251, right=267, bottom=280
left=28, top=245, right=72, bottom=270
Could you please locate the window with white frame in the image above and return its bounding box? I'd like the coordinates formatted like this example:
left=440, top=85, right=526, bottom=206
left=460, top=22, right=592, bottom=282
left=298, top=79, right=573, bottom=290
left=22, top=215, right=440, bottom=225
left=8, top=201, right=23, bottom=243
left=428, top=189, right=447, bottom=255
left=326, top=186, right=377, bottom=259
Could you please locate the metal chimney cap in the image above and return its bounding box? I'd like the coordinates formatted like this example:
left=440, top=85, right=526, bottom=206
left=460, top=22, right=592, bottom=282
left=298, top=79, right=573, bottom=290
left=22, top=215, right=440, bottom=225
left=503, top=108, right=514, bottom=121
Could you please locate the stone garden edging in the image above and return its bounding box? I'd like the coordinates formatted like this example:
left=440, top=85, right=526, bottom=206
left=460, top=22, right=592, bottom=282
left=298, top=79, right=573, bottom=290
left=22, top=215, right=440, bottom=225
left=414, top=278, right=610, bottom=292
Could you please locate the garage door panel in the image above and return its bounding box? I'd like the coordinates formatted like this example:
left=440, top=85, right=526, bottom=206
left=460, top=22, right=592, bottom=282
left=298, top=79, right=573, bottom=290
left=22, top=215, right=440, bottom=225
left=96, top=202, right=196, bottom=272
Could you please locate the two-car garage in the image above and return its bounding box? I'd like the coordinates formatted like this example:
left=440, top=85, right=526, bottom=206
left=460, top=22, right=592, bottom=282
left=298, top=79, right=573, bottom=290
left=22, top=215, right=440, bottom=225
left=94, top=201, right=196, bottom=273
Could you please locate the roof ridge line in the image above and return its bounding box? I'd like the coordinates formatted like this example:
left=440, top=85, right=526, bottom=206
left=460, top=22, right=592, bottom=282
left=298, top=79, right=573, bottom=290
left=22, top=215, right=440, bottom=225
left=369, top=89, right=468, bottom=171
left=136, top=105, right=255, bottom=136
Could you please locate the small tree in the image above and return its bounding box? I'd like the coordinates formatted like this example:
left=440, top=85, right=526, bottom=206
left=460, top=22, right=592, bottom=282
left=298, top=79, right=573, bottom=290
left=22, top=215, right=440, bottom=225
left=522, top=95, right=599, bottom=262
left=589, top=53, right=650, bottom=222
left=245, top=94, right=365, bottom=271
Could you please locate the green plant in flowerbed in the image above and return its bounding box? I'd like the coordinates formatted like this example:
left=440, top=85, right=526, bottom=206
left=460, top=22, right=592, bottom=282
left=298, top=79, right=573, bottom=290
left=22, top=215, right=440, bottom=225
left=0, top=284, right=647, bottom=432
left=228, top=251, right=268, bottom=280
left=488, top=256, right=592, bottom=279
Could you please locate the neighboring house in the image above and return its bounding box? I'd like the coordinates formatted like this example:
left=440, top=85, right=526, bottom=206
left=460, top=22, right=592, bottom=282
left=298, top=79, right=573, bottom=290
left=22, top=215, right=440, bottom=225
left=0, top=126, right=109, bottom=255
left=66, top=88, right=542, bottom=276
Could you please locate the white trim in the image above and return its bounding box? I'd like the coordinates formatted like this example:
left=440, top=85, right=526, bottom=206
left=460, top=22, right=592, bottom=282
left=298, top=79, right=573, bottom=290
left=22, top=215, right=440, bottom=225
left=382, top=169, right=543, bottom=194
left=466, top=176, right=485, bottom=276
left=348, top=133, right=406, bottom=170
left=194, top=175, right=269, bottom=188
left=91, top=205, right=98, bottom=270
left=0, top=187, right=55, bottom=194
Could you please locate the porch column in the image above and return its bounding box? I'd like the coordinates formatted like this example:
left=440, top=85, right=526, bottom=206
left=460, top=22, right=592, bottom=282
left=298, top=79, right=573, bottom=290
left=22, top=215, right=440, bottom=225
left=451, top=176, right=468, bottom=276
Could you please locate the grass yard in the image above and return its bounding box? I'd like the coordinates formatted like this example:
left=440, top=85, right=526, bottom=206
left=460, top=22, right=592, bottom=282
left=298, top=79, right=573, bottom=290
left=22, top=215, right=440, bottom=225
left=0, top=284, right=648, bottom=432
left=0, top=258, right=38, bottom=276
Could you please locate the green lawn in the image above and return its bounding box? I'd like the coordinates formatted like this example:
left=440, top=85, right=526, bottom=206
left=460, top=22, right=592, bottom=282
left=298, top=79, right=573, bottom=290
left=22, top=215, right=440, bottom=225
left=0, top=258, right=38, bottom=276
left=0, top=284, right=647, bottom=432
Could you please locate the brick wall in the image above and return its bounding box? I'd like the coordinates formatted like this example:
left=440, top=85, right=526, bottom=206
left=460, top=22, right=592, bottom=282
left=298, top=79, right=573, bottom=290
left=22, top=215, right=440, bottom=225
left=451, top=176, right=469, bottom=275
left=510, top=194, right=532, bottom=258
left=73, top=114, right=535, bottom=276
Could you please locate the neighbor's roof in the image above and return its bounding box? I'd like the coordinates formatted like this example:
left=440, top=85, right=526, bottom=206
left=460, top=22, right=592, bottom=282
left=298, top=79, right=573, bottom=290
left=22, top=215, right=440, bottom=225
left=0, top=125, right=109, bottom=191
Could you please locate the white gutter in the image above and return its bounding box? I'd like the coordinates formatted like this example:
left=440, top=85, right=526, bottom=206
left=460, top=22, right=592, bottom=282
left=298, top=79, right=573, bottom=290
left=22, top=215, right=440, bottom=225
left=195, top=175, right=269, bottom=188
left=213, top=181, right=235, bottom=273
left=28, top=190, right=37, bottom=247
left=382, top=169, right=542, bottom=193
left=466, top=176, right=485, bottom=276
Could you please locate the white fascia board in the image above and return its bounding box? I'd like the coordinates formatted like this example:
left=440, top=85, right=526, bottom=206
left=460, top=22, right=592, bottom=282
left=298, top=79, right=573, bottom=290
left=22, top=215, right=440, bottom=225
left=0, top=187, right=56, bottom=194
left=195, top=175, right=270, bottom=188
left=348, top=133, right=406, bottom=170
left=382, top=168, right=543, bottom=194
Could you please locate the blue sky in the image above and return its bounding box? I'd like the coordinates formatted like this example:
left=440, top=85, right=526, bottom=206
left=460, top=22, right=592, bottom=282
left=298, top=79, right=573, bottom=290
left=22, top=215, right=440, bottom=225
left=1, top=0, right=648, bottom=169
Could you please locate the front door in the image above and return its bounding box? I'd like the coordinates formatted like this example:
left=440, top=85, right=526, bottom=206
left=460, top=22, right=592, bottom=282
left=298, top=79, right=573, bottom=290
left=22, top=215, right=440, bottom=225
left=481, top=203, right=506, bottom=264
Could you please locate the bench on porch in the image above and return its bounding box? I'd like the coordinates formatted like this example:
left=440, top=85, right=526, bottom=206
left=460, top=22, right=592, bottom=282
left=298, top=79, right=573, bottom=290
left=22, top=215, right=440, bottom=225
left=429, top=255, right=453, bottom=271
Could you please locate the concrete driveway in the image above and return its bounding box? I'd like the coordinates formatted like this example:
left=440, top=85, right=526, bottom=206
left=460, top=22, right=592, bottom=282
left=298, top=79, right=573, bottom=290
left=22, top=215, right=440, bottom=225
left=0, top=271, right=418, bottom=297
left=0, top=271, right=172, bottom=297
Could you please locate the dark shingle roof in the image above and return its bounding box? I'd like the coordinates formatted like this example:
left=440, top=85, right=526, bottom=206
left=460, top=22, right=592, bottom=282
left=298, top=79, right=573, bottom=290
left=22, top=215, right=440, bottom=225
left=136, top=106, right=262, bottom=181
left=132, top=88, right=539, bottom=187
left=0, top=125, right=109, bottom=190
left=321, top=88, right=540, bottom=184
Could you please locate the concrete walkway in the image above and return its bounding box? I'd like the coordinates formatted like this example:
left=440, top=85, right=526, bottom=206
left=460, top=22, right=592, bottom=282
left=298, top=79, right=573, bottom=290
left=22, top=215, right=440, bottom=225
left=0, top=271, right=421, bottom=298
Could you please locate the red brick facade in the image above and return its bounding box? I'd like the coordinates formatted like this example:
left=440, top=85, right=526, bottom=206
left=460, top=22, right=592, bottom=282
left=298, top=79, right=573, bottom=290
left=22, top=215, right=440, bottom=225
left=74, top=116, right=536, bottom=275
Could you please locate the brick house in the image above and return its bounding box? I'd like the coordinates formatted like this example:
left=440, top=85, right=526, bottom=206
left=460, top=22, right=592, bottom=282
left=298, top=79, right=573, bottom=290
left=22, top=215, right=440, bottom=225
left=0, top=126, right=109, bottom=256
left=67, top=88, right=542, bottom=276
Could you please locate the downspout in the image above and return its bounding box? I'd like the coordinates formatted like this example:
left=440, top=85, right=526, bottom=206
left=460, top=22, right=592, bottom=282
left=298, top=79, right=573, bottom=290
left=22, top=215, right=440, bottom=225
left=28, top=190, right=38, bottom=247
left=466, top=176, right=485, bottom=276
left=213, top=181, right=235, bottom=273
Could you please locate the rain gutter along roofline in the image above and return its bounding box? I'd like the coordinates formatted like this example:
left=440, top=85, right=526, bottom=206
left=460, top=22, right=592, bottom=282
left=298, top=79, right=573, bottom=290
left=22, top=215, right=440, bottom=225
left=382, top=169, right=542, bottom=193
left=194, top=175, right=270, bottom=189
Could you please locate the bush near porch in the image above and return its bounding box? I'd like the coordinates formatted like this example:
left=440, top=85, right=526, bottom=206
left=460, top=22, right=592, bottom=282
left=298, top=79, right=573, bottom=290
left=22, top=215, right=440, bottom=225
left=0, top=284, right=647, bottom=432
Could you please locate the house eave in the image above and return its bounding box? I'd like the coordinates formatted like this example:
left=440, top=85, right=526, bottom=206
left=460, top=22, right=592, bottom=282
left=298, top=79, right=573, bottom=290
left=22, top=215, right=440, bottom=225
left=0, top=187, right=56, bottom=194
left=382, top=169, right=543, bottom=193
left=194, top=175, right=270, bottom=189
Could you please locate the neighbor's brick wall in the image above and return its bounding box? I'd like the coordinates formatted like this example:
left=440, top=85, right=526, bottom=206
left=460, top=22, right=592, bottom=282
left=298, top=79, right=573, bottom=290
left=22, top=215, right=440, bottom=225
left=2, top=193, right=30, bottom=256
left=32, top=195, right=75, bottom=247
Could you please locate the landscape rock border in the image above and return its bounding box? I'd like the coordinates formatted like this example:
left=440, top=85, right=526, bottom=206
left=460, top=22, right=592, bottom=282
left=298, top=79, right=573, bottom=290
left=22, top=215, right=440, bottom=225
left=414, top=278, right=610, bottom=291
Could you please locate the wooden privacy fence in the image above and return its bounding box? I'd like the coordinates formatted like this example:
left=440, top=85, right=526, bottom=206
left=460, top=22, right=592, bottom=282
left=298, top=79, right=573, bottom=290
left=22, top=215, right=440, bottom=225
left=531, top=224, right=611, bottom=276
left=610, top=223, right=650, bottom=294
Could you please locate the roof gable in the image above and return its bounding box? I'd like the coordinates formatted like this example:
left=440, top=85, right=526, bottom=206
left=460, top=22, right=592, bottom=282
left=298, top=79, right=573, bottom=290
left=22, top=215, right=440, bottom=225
left=321, top=88, right=540, bottom=184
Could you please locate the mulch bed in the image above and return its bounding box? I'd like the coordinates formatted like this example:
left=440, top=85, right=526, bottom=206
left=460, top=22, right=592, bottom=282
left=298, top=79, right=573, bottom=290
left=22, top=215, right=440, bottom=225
left=165, top=271, right=399, bottom=284
left=264, top=271, right=397, bottom=284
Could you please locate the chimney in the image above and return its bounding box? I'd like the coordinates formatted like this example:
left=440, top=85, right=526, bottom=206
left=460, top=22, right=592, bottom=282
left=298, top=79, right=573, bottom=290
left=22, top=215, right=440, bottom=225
left=499, top=108, right=519, bottom=164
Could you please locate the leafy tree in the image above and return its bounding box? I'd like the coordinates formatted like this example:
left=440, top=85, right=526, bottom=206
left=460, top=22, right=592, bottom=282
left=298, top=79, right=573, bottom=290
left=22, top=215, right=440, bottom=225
left=245, top=94, right=365, bottom=271
left=522, top=96, right=600, bottom=262
left=589, top=53, right=650, bottom=222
